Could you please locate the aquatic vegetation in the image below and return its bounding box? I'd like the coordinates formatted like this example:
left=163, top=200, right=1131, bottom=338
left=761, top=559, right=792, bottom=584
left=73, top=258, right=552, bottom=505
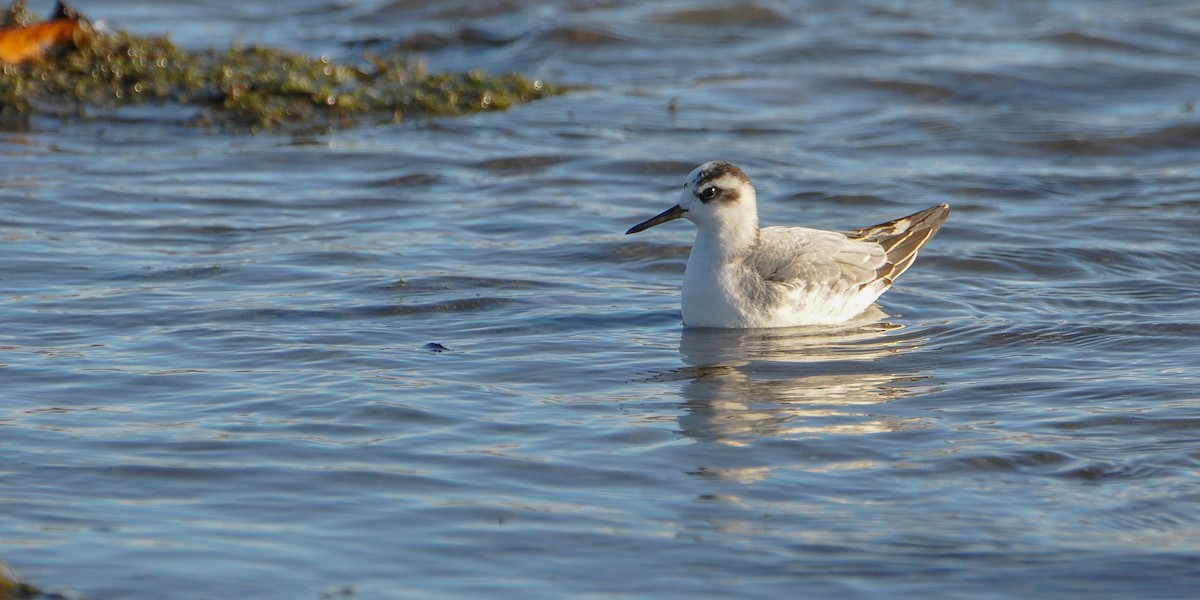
left=0, top=1, right=562, bottom=131
left=0, top=561, right=39, bottom=600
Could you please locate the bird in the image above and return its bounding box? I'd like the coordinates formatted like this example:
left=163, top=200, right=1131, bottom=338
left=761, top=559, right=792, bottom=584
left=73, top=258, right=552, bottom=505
left=626, top=161, right=949, bottom=328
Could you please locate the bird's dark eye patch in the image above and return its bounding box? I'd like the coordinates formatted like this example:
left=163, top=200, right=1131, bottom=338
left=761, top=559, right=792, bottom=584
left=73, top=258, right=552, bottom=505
left=698, top=186, right=719, bottom=202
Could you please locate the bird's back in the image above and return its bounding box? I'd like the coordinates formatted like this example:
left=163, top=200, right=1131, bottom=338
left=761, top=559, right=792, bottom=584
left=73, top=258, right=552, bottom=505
left=735, top=204, right=949, bottom=326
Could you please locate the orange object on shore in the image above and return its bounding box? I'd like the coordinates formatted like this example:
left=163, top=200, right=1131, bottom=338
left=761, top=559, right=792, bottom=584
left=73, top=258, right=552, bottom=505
left=0, top=1, right=89, bottom=64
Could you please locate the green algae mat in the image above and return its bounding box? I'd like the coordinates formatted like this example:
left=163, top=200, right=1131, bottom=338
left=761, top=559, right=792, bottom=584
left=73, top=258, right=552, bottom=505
left=1, top=1, right=564, bottom=131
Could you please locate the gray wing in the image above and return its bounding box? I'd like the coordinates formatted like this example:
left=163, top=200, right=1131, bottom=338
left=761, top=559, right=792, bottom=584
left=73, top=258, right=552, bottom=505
left=753, top=227, right=889, bottom=293
left=755, top=204, right=950, bottom=293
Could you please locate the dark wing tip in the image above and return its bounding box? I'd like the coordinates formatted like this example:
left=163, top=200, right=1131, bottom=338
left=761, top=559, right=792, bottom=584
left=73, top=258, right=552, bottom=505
left=848, top=204, right=950, bottom=287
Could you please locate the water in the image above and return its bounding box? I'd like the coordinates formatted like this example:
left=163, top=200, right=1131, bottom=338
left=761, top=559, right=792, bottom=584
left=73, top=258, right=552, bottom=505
left=3, top=1, right=1200, bottom=598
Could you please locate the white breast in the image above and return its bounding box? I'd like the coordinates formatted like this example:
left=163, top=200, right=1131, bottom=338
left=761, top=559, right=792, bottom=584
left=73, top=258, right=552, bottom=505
left=680, top=227, right=894, bottom=328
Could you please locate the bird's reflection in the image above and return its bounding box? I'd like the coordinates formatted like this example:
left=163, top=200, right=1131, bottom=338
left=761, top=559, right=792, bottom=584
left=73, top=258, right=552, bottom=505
left=665, top=307, right=929, bottom=448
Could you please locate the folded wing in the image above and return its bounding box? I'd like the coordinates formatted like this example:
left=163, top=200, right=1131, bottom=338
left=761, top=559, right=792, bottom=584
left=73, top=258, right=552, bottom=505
left=754, top=203, right=950, bottom=297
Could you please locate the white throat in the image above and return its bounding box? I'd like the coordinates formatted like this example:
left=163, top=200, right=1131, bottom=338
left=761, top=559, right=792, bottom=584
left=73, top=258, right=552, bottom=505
left=690, top=186, right=760, bottom=259
left=681, top=190, right=762, bottom=327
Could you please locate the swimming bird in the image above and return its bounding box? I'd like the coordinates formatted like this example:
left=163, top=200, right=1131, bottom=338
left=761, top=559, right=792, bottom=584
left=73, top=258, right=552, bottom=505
left=626, top=161, right=949, bottom=328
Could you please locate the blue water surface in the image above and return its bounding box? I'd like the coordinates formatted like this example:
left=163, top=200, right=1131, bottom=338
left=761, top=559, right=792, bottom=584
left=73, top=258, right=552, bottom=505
left=3, top=1, right=1200, bottom=598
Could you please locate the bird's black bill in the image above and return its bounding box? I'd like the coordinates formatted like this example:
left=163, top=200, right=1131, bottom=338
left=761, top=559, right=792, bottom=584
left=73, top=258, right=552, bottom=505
left=626, top=204, right=686, bottom=235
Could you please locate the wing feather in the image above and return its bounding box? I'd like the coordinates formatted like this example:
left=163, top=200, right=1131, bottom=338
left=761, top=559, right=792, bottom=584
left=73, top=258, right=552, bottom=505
left=753, top=203, right=950, bottom=294
left=844, top=204, right=950, bottom=288
left=754, top=227, right=887, bottom=289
